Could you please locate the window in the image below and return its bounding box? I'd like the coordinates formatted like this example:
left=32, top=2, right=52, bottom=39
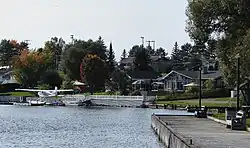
left=177, top=82, right=183, bottom=90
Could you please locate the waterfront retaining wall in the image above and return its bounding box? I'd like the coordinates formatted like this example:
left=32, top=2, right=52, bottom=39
left=0, top=96, right=22, bottom=102
left=151, top=114, right=199, bottom=148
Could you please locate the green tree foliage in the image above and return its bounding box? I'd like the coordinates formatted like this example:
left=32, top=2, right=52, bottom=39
left=155, top=47, right=166, bottom=57
left=204, top=79, right=214, bottom=90
left=61, top=37, right=108, bottom=81
left=121, top=49, right=127, bottom=59
left=133, top=48, right=152, bottom=71
left=146, top=44, right=154, bottom=55
left=172, top=42, right=186, bottom=70
left=128, top=45, right=140, bottom=57
left=107, top=42, right=116, bottom=74
left=0, top=39, right=28, bottom=66
left=186, top=0, right=250, bottom=87
left=61, top=46, right=85, bottom=80
left=61, top=75, right=73, bottom=89
left=43, top=37, right=65, bottom=70
left=40, top=70, right=62, bottom=88
left=171, top=42, right=180, bottom=61
left=111, top=69, right=132, bottom=95
left=83, top=54, right=108, bottom=93
left=13, top=50, right=52, bottom=87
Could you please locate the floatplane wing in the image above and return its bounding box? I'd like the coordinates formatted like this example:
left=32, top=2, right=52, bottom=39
left=56, top=89, right=74, bottom=92
left=15, top=88, right=74, bottom=92
left=15, top=88, right=47, bottom=92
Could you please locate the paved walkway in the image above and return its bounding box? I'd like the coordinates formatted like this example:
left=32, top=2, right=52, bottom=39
left=160, top=116, right=250, bottom=148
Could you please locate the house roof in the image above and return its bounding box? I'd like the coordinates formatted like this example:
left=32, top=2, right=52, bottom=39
left=2, top=79, right=19, bottom=84
left=120, top=56, right=170, bottom=64
left=158, top=70, right=222, bottom=80
left=127, top=71, right=160, bottom=80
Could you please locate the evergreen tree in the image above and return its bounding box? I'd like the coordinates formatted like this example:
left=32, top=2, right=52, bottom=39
left=155, top=47, right=166, bottom=57
left=171, top=42, right=180, bottom=61
left=121, top=49, right=127, bottom=59
left=107, top=42, right=115, bottom=74
left=133, top=48, right=151, bottom=71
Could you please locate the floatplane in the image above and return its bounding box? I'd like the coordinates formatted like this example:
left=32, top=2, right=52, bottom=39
left=15, top=86, right=74, bottom=106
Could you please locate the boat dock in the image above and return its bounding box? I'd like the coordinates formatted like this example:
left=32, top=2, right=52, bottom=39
left=151, top=114, right=250, bottom=148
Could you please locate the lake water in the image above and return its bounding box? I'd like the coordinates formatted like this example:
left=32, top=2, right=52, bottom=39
left=0, top=105, right=187, bottom=148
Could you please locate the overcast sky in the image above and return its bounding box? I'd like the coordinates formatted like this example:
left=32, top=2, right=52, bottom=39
left=0, top=0, right=190, bottom=60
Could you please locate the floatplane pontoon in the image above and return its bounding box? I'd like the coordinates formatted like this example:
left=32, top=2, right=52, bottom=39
left=15, top=86, right=74, bottom=106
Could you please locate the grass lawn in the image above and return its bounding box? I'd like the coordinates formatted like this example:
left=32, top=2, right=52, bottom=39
left=156, top=98, right=236, bottom=107
left=215, top=97, right=236, bottom=101
left=211, top=113, right=250, bottom=127
left=0, top=92, right=35, bottom=97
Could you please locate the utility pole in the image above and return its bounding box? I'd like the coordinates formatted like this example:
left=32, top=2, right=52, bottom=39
left=141, top=37, right=144, bottom=47
left=152, top=41, right=155, bottom=50
left=70, top=35, right=74, bottom=44
left=146, top=41, right=153, bottom=47
left=236, top=54, right=240, bottom=111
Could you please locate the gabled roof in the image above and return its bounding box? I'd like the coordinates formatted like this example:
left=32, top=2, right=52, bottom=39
left=158, top=70, right=222, bottom=81
left=127, top=71, right=160, bottom=80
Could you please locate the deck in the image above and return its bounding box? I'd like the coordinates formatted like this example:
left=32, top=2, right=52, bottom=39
left=159, top=115, right=250, bottom=148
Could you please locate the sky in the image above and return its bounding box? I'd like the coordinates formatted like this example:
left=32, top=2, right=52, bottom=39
left=0, top=0, right=190, bottom=61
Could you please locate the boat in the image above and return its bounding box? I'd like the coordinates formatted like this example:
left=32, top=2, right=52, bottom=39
left=29, top=100, right=46, bottom=106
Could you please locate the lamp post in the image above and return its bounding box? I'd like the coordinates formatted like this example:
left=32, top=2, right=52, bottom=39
left=199, top=66, right=202, bottom=109
left=236, top=54, right=240, bottom=111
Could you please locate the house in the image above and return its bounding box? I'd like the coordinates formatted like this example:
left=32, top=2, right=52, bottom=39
left=119, top=55, right=172, bottom=73
left=127, top=70, right=160, bottom=91
left=0, top=66, right=19, bottom=91
left=157, top=68, right=223, bottom=92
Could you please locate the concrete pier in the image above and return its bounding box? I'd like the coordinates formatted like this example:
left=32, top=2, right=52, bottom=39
left=151, top=114, right=250, bottom=148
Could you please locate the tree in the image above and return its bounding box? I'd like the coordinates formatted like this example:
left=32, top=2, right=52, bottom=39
left=180, top=43, right=192, bottom=61
left=87, top=36, right=107, bottom=60
left=128, top=45, right=140, bottom=57
left=171, top=42, right=184, bottom=70
left=40, top=70, right=62, bottom=88
left=121, top=49, right=127, bottom=59
left=155, top=47, right=166, bottom=57
left=13, top=49, right=52, bottom=87
left=133, top=48, right=152, bottom=71
left=186, top=0, right=250, bottom=87
left=146, top=44, right=154, bottom=55
left=0, top=39, right=27, bottom=66
left=83, top=54, right=108, bottom=93
left=44, top=37, right=65, bottom=70
left=61, top=46, right=85, bottom=80
left=171, top=42, right=180, bottom=60
left=107, top=42, right=115, bottom=74
left=111, top=69, right=131, bottom=95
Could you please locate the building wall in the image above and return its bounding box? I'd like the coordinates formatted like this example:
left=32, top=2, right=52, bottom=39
left=163, top=72, right=193, bottom=92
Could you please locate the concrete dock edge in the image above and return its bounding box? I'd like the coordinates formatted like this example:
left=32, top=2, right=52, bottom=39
left=151, top=114, right=200, bottom=148
left=207, top=116, right=227, bottom=125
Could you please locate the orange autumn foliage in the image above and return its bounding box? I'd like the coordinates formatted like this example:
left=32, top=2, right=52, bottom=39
left=10, top=40, right=18, bottom=48
left=14, top=49, right=46, bottom=68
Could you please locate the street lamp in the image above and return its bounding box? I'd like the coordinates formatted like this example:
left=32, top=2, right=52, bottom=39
left=236, top=53, right=240, bottom=111
left=199, top=66, right=202, bottom=109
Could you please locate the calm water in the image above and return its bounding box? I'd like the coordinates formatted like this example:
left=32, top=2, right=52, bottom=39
left=0, top=105, right=186, bottom=148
